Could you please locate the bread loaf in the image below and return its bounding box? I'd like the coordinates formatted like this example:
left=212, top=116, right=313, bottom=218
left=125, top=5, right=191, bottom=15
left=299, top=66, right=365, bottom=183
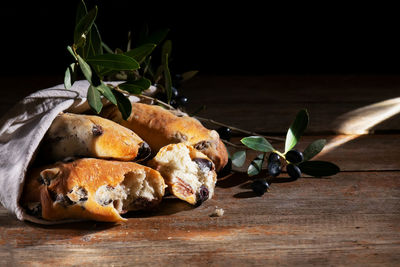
left=21, top=158, right=166, bottom=222
left=101, top=103, right=228, bottom=171
left=39, top=113, right=151, bottom=163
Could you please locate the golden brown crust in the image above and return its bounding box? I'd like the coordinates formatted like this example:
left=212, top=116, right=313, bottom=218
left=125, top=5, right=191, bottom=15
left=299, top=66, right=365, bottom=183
left=21, top=158, right=165, bottom=222
left=101, top=103, right=228, bottom=171
left=39, top=113, right=151, bottom=163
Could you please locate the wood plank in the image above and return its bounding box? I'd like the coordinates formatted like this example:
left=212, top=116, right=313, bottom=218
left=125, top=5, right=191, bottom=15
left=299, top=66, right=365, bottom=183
left=1, top=170, right=399, bottom=266
left=184, top=74, right=400, bottom=133
left=1, top=75, right=400, bottom=134
left=228, top=134, right=400, bottom=172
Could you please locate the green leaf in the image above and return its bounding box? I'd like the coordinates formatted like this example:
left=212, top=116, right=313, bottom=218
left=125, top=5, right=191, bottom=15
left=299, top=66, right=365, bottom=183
left=87, top=54, right=139, bottom=70
left=125, top=43, right=156, bottom=64
left=298, top=161, right=340, bottom=177
left=74, top=6, right=98, bottom=47
left=181, top=70, right=199, bottom=82
left=76, top=54, right=96, bottom=84
left=67, top=46, right=77, bottom=60
left=164, top=53, right=172, bottom=103
left=87, top=85, right=103, bottom=114
left=303, top=139, right=326, bottom=161
left=139, top=28, right=169, bottom=46
left=64, top=63, right=77, bottom=89
left=241, top=136, right=275, bottom=152
left=231, top=150, right=246, bottom=168
left=87, top=24, right=103, bottom=58
left=118, top=78, right=151, bottom=94
left=101, top=42, right=114, bottom=54
left=113, top=90, right=132, bottom=120
left=248, top=153, right=265, bottom=176
left=97, top=83, right=117, bottom=105
left=75, top=0, right=88, bottom=25
left=285, top=109, right=309, bottom=153
left=161, top=40, right=172, bottom=65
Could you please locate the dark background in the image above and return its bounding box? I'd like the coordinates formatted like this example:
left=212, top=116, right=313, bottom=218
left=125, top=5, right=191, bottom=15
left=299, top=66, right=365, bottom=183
left=1, top=1, right=400, bottom=76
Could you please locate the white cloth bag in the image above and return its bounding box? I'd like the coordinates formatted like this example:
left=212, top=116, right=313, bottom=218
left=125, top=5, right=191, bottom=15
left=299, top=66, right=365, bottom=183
left=0, top=80, right=139, bottom=224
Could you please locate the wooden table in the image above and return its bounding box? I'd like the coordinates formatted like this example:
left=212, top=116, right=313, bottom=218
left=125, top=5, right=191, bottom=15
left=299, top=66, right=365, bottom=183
left=1, top=75, right=399, bottom=266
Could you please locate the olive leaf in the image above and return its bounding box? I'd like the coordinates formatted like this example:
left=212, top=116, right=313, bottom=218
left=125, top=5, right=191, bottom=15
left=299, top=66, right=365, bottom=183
left=113, top=90, right=132, bottom=120
left=162, top=40, right=172, bottom=64
left=303, top=139, right=326, bottom=161
left=87, top=85, right=103, bottom=113
left=182, top=70, right=199, bottom=82
left=164, top=53, right=172, bottom=104
left=231, top=150, right=246, bottom=168
left=285, top=109, right=309, bottom=153
left=75, top=0, right=88, bottom=25
left=241, top=136, right=275, bottom=152
left=87, top=54, right=139, bottom=70
left=76, top=54, right=95, bottom=84
left=248, top=153, right=265, bottom=176
left=101, top=42, right=114, bottom=54
left=118, top=78, right=151, bottom=94
left=97, top=83, right=117, bottom=105
left=64, top=63, right=78, bottom=89
left=67, top=46, right=77, bottom=60
left=125, top=43, right=156, bottom=64
left=139, top=28, right=169, bottom=46
left=84, top=24, right=103, bottom=58
left=74, top=6, right=98, bottom=48
left=298, top=161, right=340, bottom=177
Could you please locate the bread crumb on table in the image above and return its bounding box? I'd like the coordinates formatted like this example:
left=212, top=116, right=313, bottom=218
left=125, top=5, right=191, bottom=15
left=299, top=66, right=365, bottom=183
left=210, top=207, right=224, bottom=217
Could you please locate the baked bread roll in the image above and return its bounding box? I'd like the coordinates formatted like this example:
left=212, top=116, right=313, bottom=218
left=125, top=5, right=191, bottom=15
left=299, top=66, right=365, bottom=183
left=38, top=113, right=151, bottom=163
left=21, top=158, right=166, bottom=222
left=101, top=103, right=228, bottom=171
left=148, top=143, right=217, bottom=205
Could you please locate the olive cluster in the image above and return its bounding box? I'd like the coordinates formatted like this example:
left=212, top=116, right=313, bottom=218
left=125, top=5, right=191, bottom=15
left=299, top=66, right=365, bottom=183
left=155, top=74, right=189, bottom=109
left=251, top=149, right=304, bottom=196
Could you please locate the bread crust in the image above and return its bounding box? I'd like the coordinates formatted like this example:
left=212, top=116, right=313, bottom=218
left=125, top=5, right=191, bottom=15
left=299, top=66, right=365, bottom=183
left=101, top=103, right=228, bottom=171
left=39, top=113, right=151, bottom=163
left=21, top=158, right=165, bottom=222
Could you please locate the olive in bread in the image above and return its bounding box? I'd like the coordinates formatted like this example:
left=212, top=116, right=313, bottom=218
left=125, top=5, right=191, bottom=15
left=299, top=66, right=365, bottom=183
left=39, top=113, right=151, bottom=163
left=101, top=103, right=228, bottom=172
left=21, top=158, right=166, bottom=222
left=148, top=143, right=217, bottom=205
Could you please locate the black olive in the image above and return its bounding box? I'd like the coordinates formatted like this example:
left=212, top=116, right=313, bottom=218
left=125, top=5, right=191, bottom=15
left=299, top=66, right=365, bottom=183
left=268, top=161, right=281, bottom=177
left=216, top=127, right=232, bottom=141
left=217, top=158, right=232, bottom=177
left=251, top=179, right=270, bottom=195
left=135, top=142, right=151, bottom=161
left=171, top=86, right=179, bottom=98
left=268, top=152, right=280, bottom=163
left=287, top=164, right=301, bottom=179
left=285, top=149, right=304, bottom=164
left=92, top=125, right=103, bottom=136
left=176, top=95, right=188, bottom=106
left=198, top=185, right=209, bottom=203
left=193, top=158, right=214, bottom=172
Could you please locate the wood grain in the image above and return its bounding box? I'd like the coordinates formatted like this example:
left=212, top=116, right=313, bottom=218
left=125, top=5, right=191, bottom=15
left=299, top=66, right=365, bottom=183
left=184, top=74, right=400, bottom=134
left=1, top=168, right=399, bottom=266
left=0, top=75, right=399, bottom=266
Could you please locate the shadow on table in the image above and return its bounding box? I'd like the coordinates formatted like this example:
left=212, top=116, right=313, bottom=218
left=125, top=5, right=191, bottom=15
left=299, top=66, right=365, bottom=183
left=225, top=172, right=300, bottom=199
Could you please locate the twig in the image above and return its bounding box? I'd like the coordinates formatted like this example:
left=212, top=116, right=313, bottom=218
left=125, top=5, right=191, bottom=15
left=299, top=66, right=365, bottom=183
left=111, top=88, right=285, bottom=144
left=194, top=116, right=285, bottom=142
left=222, top=139, right=246, bottom=149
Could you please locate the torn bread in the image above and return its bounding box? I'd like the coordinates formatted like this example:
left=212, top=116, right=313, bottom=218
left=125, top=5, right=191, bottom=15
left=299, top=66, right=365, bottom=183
left=38, top=113, right=151, bottom=163
left=148, top=143, right=217, bottom=205
left=101, top=103, right=228, bottom=172
left=20, top=158, right=166, bottom=222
